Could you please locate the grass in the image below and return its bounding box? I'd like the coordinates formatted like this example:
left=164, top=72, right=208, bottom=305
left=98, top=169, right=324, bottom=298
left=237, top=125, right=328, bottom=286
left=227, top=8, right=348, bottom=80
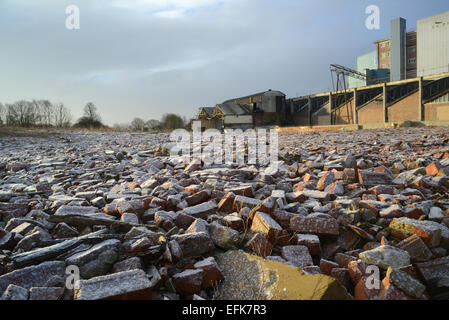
left=0, top=127, right=61, bottom=138
left=0, top=126, right=175, bottom=138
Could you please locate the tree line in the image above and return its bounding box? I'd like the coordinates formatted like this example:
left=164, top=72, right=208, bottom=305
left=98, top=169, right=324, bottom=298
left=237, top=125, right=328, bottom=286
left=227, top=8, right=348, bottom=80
left=116, top=113, right=189, bottom=131
left=0, top=100, right=72, bottom=128
left=0, top=100, right=190, bottom=131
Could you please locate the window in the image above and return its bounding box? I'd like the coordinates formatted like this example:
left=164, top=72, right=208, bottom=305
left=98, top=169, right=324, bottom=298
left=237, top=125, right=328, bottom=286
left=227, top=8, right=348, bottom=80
left=408, top=58, right=416, bottom=64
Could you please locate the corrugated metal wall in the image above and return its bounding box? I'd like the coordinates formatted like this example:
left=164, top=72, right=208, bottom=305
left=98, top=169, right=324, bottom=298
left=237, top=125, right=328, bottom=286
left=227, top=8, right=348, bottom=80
left=417, top=11, right=449, bottom=77
left=428, top=92, right=449, bottom=104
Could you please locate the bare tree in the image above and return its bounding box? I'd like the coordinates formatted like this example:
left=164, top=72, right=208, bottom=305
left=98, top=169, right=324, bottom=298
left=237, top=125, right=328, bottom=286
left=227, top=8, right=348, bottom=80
left=161, top=113, right=185, bottom=129
left=5, top=100, right=40, bottom=127
left=83, top=102, right=101, bottom=123
left=54, top=103, right=72, bottom=127
left=33, top=100, right=54, bottom=127
left=112, top=123, right=130, bottom=131
left=145, top=119, right=161, bottom=130
left=0, top=102, right=4, bottom=126
left=130, top=117, right=146, bottom=131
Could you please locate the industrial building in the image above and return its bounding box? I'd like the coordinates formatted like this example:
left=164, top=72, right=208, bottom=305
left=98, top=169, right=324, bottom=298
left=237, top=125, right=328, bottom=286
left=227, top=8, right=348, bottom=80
left=417, top=11, right=449, bottom=77
left=350, top=11, right=449, bottom=87
left=285, top=72, right=449, bottom=128
left=292, top=10, right=449, bottom=128
left=197, top=11, right=449, bottom=131
left=349, top=18, right=418, bottom=87
left=212, top=104, right=253, bottom=130
left=196, top=90, right=287, bottom=130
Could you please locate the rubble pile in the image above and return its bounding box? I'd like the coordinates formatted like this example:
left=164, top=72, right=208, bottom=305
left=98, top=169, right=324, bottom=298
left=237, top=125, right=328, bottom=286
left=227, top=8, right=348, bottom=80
left=0, top=127, right=448, bottom=300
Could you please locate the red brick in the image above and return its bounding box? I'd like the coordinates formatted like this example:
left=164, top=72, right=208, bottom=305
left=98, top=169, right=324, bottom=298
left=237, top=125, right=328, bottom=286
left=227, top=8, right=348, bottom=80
left=320, top=259, right=339, bottom=275
left=289, top=213, right=339, bottom=236
left=354, top=277, right=379, bottom=300
left=426, top=162, right=442, bottom=176
left=251, top=211, right=282, bottom=244
left=245, top=233, right=273, bottom=258
left=334, top=253, right=357, bottom=268
left=330, top=268, right=352, bottom=291
left=225, top=185, right=254, bottom=198
left=295, top=234, right=321, bottom=256
left=348, top=259, right=368, bottom=284
left=217, top=192, right=235, bottom=214
left=193, top=257, right=224, bottom=288
left=173, top=269, right=204, bottom=295
left=358, top=171, right=392, bottom=186
left=281, top=245, right=313, bottom=268
left=185, top=190, right=210, bottom=207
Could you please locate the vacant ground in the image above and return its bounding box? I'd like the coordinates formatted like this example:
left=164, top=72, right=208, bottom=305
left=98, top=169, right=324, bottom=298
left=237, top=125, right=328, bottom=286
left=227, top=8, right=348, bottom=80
left=0, top=127, right=448, bottom=300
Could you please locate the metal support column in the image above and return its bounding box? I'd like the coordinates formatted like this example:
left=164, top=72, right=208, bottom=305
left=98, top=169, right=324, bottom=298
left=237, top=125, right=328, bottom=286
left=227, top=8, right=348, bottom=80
left=382, top=83, right=388, bottom=123
left=418, top=77, right=424, bottom=121
left=307, top=96, right=312, bottom=126
left=353, top=88, right=358, bottom=124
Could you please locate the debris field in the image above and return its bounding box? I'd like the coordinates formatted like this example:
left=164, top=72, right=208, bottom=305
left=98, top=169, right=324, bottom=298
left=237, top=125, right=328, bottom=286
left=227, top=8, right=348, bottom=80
left=0, top=127, right=448, bottom=300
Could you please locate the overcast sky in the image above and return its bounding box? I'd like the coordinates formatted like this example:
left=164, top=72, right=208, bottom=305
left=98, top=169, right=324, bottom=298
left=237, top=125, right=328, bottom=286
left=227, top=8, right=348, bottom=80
left=1, top=0, right=448, bottom=126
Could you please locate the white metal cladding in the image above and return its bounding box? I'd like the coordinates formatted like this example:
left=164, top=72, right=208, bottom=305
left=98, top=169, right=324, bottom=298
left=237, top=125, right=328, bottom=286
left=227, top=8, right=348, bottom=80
left=223, top=115, right=253, bottom=124
left=417, top=11, right=449, bottom=77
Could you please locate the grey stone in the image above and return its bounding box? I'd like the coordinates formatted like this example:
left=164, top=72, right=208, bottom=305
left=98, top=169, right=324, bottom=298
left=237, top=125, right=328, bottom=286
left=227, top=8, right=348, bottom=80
left=359, top=245, right=410, bottom=269
left=74, top=269, right=152, bottom=300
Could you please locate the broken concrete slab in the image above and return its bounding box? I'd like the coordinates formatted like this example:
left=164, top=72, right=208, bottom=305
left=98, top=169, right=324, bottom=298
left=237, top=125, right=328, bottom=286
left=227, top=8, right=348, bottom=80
left=215, top=250, right=351, bottom=300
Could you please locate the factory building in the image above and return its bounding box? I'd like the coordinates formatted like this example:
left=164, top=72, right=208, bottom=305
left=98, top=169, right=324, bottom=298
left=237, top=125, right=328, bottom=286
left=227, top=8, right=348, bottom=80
left=223, top=89, right=288, bottom=126
left=288, top=11, right=449, bottom=128
left=350, top=11, right=449, bottom=88
left=196, top=90, right=287, bottom=131
left=196, top=11, right=449, bottom=130
left=197, top=107, right=219, bottom=131
left=348, top=51, right=390, bottom=88
left=417, top=11, right=449, bottom=77
left=350, top=19, right=417, bottom=88
left=212, top=104, right=253, bottom=130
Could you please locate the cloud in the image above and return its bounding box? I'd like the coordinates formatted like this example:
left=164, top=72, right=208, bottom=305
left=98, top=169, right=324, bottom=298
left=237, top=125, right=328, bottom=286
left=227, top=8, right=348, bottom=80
left=2, top=0, right=448, bottom=126
left=111, top=0, right=224, bottom=18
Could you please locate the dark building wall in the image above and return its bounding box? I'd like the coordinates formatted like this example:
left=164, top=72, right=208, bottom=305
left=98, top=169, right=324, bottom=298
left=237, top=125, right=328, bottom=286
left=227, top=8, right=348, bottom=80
left=294, top=108, right=310, bottom=126
left=200, top=118, right=222, bottom=131
left=312, top=103, right=331, bottom=126
left=406, top=31, right=417, bottom=79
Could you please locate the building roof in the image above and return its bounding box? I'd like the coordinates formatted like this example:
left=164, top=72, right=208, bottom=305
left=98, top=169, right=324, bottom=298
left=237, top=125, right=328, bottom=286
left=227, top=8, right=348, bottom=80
left=215, top=103, right=252, bottom=116
left=198, top=107, right=215, bottom=117
left=223, top=89, right=286, bottom=103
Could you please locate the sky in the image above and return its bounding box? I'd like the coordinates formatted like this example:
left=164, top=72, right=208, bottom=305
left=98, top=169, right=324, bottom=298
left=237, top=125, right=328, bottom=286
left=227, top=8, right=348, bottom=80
left=1, top=0, right=448, bottom=126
